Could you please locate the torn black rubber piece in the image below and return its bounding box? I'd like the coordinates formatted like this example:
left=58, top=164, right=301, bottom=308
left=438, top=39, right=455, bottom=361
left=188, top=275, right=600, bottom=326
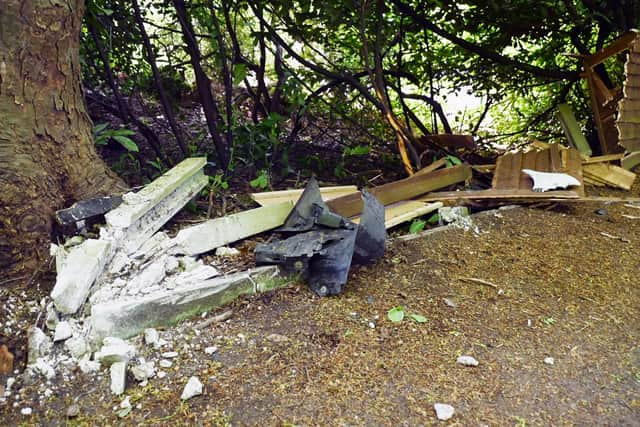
left=278, top=177, right=346, bottom=232
left=255, top=225, right=358, bottom=296
left=55, top=195, right=123, bottom=226
left=352, top=189, right=386, bottom=265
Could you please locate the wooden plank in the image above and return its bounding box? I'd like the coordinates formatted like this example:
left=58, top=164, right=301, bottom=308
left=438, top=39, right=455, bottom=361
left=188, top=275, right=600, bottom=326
left=415, top=157, right=448, bottom=176
left=582, top=30, right=638, bottom=68
left=326, top=164, right=472, bottom=218
left=583, top=163, right=637, bottom=190
left=581, top=154, right=625, bottom=164
left=534, top=148, right=550, bottom=172
left=549, top=144, right=561, bottom=171
left=562, top=148, right=585, bottom=196
left=584, top=176, right=606, bottom=187
left=503, top=152, right=523, bottom=190
left=415, top=189, right=580, bottom=202
left=492, top=153, right=514, bottom=189
left=251, top=186, right=358, bottom=207
left=519, top=151, right=537, bottom=189
left=173, top=201, right=295, bottom=255
left=351, top=201, right=443, bottom=229
left=622, top=151, right=640, bottom=170
left=556, top=104, right=593, bottom=156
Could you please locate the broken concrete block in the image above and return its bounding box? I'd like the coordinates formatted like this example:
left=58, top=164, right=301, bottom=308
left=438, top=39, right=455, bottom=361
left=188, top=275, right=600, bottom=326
left=144, top=328, right=159, bottom=346
left=106, top=158, right=206, bottom=228
left=53, top=321, right=73, bottom=342
left=434, top=403, right=455, bottom=421
left=173, top=201, right=294, bottom=256
left=456, top=355, right=479, bottom=367
left=78, top=355, right=100, bottom=373
left=130, top=359, right=155, bottom=382
left=51, top=239, right=111, bottom=314
left=110, top=361, right=127, bottom=395
left=125, top=256, right=168, bottom=296
left=170, top=264, right=219, bottom=287
left=65, top=336, right=90, bottom=359
left=89, top=266, right=283, bottom=343
left=27, top=327, right=52, bottom=365
left=180, top=376, right=203, bottom=400
left=33, top=357, right=55, bottom=380
left=95, top=337, right=136, bottom=365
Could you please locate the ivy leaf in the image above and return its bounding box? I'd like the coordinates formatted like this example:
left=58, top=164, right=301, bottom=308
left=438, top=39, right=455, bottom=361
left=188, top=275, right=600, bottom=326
left=233, top=64, right=247, bottom=85
left=410, top=314, right=428, bottom=323
left=387, top=306, right=405, bottom=323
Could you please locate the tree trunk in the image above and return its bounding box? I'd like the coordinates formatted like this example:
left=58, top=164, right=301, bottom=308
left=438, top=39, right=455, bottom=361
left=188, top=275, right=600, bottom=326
left=0, top=0, right=125, bottom=279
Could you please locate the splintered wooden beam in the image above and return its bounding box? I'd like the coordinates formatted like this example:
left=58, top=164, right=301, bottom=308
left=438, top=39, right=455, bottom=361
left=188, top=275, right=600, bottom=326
left=351, top=201, right=443, bottom=229
left=581, top=154, right=625, bottom=164
left=582, top=30, right=638, bottom=68
left=557, top=104, right=593, bottom=156
left=583, top=163, right=637, bottom=190
left=326, top=164, right=472, bottom=218
left=415, top=157, right=448, bottom=176
left=173, top=201, right=295, bottom=255
left=416, top=189, right=580, bottom=202
left=251, top=186, right=358, bottom=207
left=622, top=151, right=640, bottom=170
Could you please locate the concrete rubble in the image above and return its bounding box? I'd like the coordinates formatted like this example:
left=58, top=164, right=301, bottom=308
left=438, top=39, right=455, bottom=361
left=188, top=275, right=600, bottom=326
left=180, top=376, right=203, bottom=400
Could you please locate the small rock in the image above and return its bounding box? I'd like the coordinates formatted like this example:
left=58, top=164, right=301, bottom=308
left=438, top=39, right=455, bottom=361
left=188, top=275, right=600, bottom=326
left=45, top=304, right=59, bottom=331
left=65, top=336, right=89, bottom=359
left=215, top=246, right=240, bottom=257
left=130, top=360, right=155, bottom=382
left=54, top=321, right=74, bottom=342
left=66, top=403, right=80, bottom=418
left=117, top=395, right=132, bottom=417
left=456, top=355, right=479, bottom=367
left=204, top=346, right=218, bottom=355
left=544, top=357, right=555, bottom=365
left=27, top=327, right=52, bottom=364
left=110, top=361, right=127, bottom=395
left=266, top=333, right=289, bottom=343
left=159, top=359, right=172, bottom=368
left=157, top=371, right=167, bottom=379
left=144, top=328, right=159, bottom=346
left=21, top=407, right=32, bottom=416
left=154, top=338, right=168, bottom=349
left=96, top=337, right=136, bottom=365
left=161, top=351, right=179, bottom=358
left=443, top=298, right=457, bottom=308
left=180, top=376, right=203, bottom=400
left=434, top=403, right=455, bottom=421
left=33, top=357, right=55, bottom=379
left=78, top=355, right=100, bottom=373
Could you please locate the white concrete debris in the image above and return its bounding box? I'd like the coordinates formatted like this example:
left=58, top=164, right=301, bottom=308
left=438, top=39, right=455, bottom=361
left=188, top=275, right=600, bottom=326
left=53, top=321, right=74, bottom=342
left=434, top=403, right=455, bottom=421
left=544, top=357, right=555, bottom=365
left=157, top=371, right=167, bottom=379
left=125, top=256, right=168, bottom=296
left=144, top=328, right=159, bottom=346
left=204, top=346, right=218, bottom=355
left=215, top=246, right=241, bottom=257
left=51, top=239, right=112, bottom=314
left=161, top=351, right=178, bottom=358
left=45, top=304, right=59, bottom=331
left=110, top=361, right=127, bottom=395
left=522, top=169, right=581, bottom=192
left=78, top=355, right=100, bottom=373
left=456, top=355, right=479, bottom=367
left=130, top=359, right=156, bottom=382
left=21, top=407, right=32, bottom=416
left=64, top=336, right=90, bottom=359
left=95, top=337, right=136, bottom=365
left=27, top=327, right=52, bottom=364
left=33, top=357, right=55, bottom=380
left=159, top=359, right=173, bottom=368
left=180, top=376, right=203, bottom=400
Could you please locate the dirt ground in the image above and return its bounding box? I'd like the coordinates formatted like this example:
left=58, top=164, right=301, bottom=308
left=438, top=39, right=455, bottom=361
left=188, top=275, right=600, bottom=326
left=2, top=195, right=640, bottom=426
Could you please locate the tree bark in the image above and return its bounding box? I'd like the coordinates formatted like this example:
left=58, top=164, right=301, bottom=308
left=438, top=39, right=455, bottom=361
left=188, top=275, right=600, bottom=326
left=0, top=0, right=125, bottom=279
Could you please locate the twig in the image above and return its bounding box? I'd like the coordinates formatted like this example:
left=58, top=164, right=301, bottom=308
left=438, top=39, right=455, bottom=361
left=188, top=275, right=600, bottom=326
left=193, top=309, right=233, bottom=330
left=457, top=276, right=498, bottom=289
left=600, top=232, right=630, bottom=243
left=0, top=275, right=28, bottom=286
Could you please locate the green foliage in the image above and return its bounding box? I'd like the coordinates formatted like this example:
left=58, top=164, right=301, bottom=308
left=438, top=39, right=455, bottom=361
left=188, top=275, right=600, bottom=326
left=93, top=123, right=139, bottom=152
left=409, top=219, right=426, bottom=234
left=387, top=306, right=405, bottom=323
left=409, top=314, right=428, bottom=323
left=249, top=169, right=270, bottom=189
